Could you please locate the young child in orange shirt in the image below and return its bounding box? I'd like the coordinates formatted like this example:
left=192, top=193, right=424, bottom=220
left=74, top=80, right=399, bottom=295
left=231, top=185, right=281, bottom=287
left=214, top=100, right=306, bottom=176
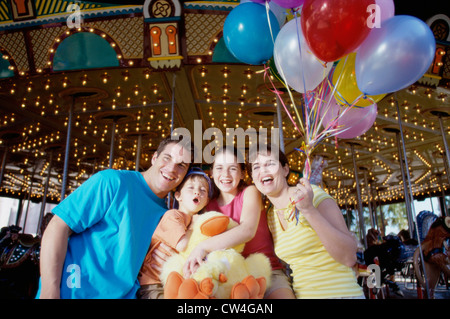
left=137, top=168, right=213, bottom=299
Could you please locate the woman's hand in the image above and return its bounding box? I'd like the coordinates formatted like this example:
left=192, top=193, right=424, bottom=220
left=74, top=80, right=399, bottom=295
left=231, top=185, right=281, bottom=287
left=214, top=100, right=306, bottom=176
left=293, top=178, right=357, bottom=267
left=183, top=244, right=208, bottom=278
left=293, top=178, right=315, bottom=212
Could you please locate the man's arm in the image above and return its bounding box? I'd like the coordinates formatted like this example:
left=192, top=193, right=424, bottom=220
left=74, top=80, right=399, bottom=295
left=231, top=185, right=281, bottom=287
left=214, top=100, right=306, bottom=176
left=39, top=215, right=73, bottom=299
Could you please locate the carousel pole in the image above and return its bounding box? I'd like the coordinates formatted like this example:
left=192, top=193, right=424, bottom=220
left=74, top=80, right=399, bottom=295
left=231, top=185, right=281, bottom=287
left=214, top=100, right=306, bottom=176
left=342, top=164, right=352, bottom=230
left=395, top=100, right=430, bottom=298
left=350, top=143, right=367, bottom=248
left=168, top=73, right=177, bottom=209
left=276, top=95, right=285, bottom=153
left=441, top=149, right=450, bottom=190
left=437, top=114, right=450, bottom=216
left=93, top=157, right=97, bottom=175
left=395, top=131, right=414, bottom=234
left=438, top=114, right=450, bottom=181
left=22, top=163, right=37, bottom=233
left=429, top=190, right=435, bottom=212
left=171, top=73, right=176, bottom=136
left=371, top=184, right=379, bottom=231
left=61, top=95, right=75, bottom=200
left=37, top=150, right=53, bottom=234
left=436, top=173, right=447, bottom=216
left=135, top=134, right=142, bottom=172
left=377, top=190, right=387, bottom=235
left=109, top=119, right=117, bottom=169
left=344, top=202, right=351, bottom=229
left=0, top=146, right=7, bottom=187
left=363, top=170, right=375, bottom=229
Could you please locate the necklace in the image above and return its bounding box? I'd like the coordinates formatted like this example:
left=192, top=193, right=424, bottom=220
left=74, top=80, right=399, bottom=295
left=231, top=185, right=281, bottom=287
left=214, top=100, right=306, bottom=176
left=273, top=198, right=303, bottom=230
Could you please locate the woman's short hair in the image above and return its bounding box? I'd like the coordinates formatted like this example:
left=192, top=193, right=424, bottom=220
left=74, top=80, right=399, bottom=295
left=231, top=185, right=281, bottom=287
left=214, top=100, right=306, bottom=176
left=246, top=143, right=289, bottom=180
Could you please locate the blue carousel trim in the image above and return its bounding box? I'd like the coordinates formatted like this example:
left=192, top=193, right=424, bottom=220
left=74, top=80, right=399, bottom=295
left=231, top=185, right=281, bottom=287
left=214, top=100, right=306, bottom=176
left=0, top=6, right=143, bottom=31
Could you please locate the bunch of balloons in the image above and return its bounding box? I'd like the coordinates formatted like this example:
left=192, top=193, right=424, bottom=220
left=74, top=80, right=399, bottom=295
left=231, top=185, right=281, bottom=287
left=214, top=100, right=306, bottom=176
left=223, top=0, right=436, bottom=141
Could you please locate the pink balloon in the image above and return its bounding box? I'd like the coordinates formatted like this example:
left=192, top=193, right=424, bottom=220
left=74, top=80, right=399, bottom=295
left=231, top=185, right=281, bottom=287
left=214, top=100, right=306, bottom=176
left=272, top=0, right=305, bottom=9
left=321, top=97, right=378, bottom=139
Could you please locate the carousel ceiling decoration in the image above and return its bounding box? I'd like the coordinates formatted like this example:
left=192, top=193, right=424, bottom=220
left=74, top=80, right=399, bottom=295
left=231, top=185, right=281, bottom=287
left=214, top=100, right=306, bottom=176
left=0, top=0, right=449, bottom=213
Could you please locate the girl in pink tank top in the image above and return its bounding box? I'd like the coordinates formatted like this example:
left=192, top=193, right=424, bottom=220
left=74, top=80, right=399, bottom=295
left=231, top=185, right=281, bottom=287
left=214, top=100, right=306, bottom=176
left=183, top=146, right=295, bottom=299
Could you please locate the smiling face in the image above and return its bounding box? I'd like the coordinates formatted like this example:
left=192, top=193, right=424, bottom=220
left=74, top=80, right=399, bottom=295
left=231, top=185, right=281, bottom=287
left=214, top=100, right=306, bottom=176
left=250, top=152, right=290, bottom=197
left=211, top=150, right=244, bottom=196
left=175, top=176, right=210, bottom=215
left=147, top=142, right=191, bottom=197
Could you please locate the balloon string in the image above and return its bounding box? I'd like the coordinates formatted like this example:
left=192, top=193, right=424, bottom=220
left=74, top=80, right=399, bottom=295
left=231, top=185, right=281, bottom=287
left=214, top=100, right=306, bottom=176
left=294, top=146, right=311, bottom=179
left=291, top=10, right=313, bottom=152
left=263, top=65, right=304, bottom=136
left=301, top=77, right=363, bottom=154
left=267, top=4, right=305, bottom=134
left=262, top=64, right=285, bottom=95
left=271, top=63, right=304, bottom=134
left=265, top=1, right=277, bottom=45
left=328, top=54, right=376, bottom=109
left=293, top=10, right=308, bottom=101
left=265, top=7, right=376, bottom=180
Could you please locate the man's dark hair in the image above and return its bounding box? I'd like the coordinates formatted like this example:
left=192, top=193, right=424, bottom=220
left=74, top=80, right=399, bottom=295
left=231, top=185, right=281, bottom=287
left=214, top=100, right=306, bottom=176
left=155, top=134, right=196, bottom=168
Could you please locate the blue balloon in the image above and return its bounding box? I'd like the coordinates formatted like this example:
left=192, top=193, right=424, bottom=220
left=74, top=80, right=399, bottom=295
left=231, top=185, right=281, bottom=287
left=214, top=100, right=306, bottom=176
left=223, top=2, right=280, bottom=65
left=240, top=0, right=287, bottom=27
left=355, top=15, right=436, bottom=96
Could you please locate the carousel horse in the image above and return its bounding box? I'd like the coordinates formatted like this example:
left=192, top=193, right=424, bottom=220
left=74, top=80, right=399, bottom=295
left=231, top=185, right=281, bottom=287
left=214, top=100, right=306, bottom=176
left=0, top=213, right=53, bottom=299
left=413, top=216, right=450, bottom=299
left=415, top=210, right=438, bottom=242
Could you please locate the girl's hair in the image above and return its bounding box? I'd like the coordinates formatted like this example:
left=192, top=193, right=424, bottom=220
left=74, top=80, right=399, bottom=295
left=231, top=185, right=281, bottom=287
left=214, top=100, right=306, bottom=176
left=246, top=143, right=290, bottom=181
left=211, top=146, right=247, bottom=199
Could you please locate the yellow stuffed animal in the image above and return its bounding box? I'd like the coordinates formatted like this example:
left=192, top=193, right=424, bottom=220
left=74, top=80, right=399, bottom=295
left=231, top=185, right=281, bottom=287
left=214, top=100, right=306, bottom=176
left=160, top=211, right=271, bottom=299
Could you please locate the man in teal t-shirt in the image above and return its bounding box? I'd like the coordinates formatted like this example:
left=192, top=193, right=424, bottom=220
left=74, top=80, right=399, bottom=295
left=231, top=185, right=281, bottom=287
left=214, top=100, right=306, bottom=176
left=37, top=136, right=192, bottom=299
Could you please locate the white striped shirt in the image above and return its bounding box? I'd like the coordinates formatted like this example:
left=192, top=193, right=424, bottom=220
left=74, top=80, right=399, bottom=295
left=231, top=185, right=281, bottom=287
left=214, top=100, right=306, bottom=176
left=267, top=185, right=363, bottom=298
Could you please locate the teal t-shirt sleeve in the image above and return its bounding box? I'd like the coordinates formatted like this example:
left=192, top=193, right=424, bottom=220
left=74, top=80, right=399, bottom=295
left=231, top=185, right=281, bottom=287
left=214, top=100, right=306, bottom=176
left=52, top=170, right=117, bottom=233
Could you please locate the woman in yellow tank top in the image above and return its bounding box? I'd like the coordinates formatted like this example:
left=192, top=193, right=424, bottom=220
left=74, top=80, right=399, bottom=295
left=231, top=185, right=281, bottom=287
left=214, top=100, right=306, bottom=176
left=249, top=145, right=364, bottom=299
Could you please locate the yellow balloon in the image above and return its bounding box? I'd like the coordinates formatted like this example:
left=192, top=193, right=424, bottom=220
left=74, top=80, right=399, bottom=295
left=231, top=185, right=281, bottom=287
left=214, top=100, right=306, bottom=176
left=332, top=53, right=385, bottom=107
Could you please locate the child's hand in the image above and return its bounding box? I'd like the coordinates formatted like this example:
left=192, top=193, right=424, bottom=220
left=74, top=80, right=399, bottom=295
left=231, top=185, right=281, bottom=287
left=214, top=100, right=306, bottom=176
left=183, top=245, right=207, bottom=278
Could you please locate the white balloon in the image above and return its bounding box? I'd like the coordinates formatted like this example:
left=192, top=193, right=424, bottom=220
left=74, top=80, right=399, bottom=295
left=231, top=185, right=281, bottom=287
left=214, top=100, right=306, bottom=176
left=273, top=17, right=332, bottom=93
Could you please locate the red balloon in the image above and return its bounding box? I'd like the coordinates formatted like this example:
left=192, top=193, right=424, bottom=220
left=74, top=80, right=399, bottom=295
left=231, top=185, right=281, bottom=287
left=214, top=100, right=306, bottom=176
left=301, top=0, right=375, bottom=62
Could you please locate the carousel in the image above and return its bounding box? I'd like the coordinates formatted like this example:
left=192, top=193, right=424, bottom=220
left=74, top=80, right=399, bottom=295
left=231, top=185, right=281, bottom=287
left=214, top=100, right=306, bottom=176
left=0, top=0, right=449, bottom=299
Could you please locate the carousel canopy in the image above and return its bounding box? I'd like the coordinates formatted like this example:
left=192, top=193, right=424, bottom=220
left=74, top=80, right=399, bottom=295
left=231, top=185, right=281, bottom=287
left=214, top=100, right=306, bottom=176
left=0, top=0, right=449, bottom=212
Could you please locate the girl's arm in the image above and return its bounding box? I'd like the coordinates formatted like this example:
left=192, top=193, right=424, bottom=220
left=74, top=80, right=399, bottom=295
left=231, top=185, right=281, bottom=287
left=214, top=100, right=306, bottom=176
left=294, top=178, right=357, bottom=267
left=183, top=185, right=262, bottom=277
